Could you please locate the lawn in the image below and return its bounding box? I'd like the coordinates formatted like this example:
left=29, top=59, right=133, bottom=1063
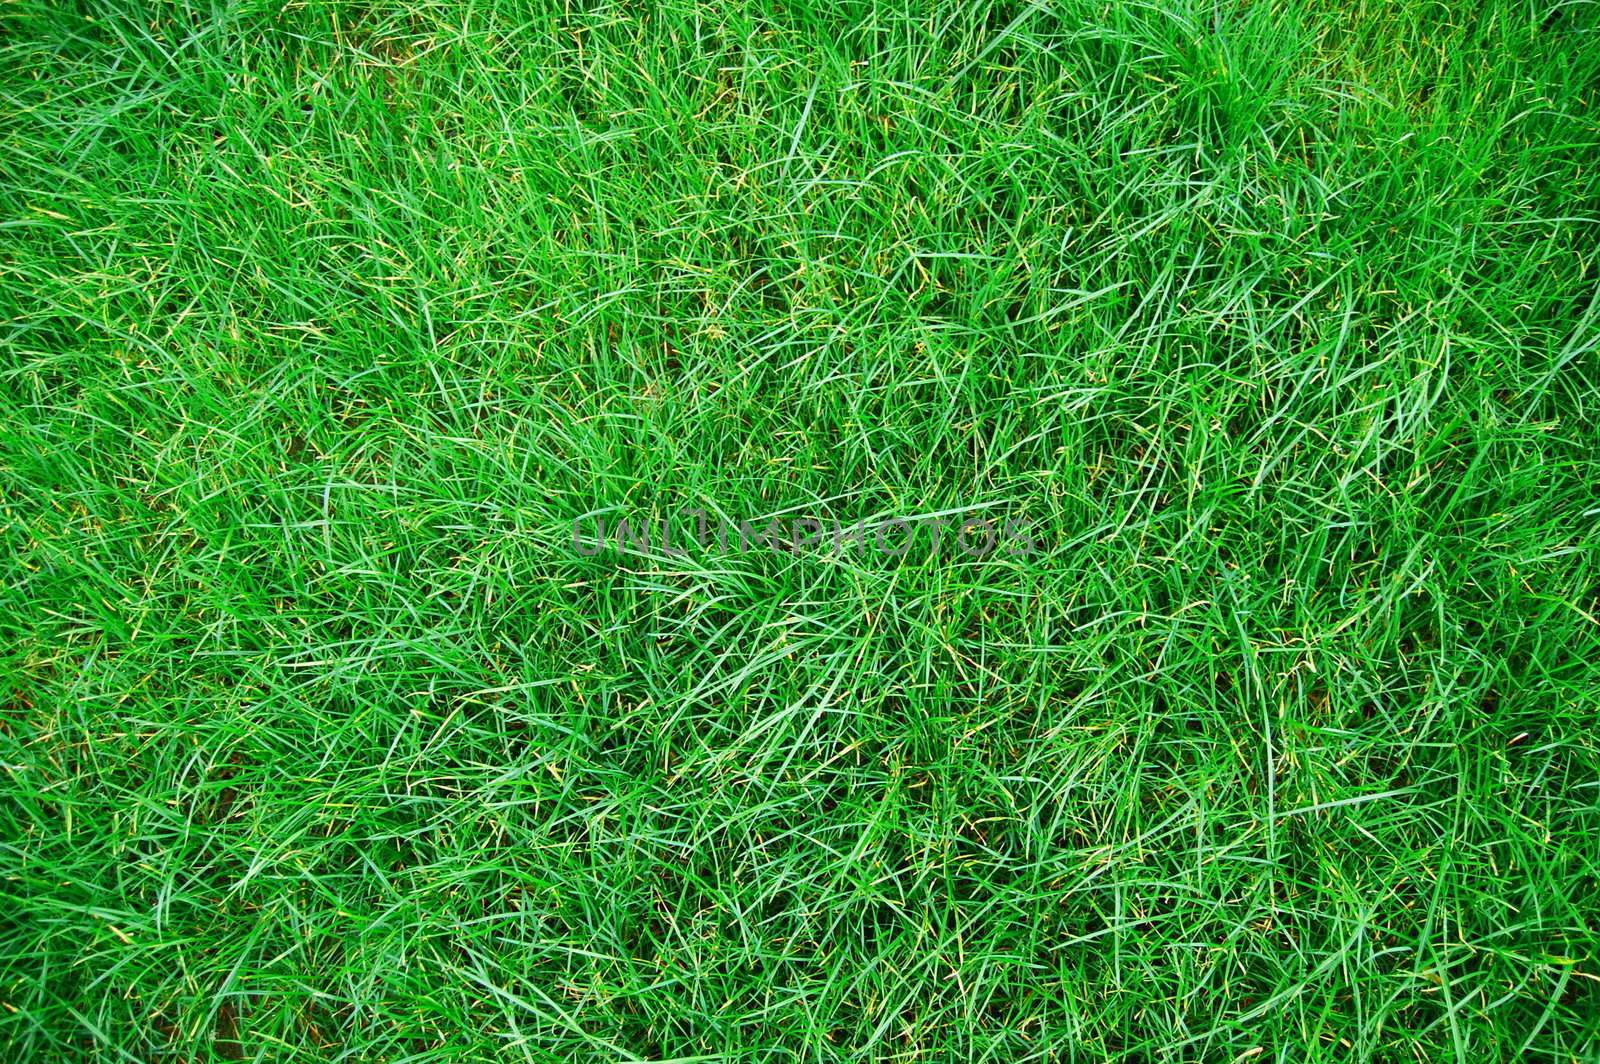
left=3, top=0, right=1599, bottom=1060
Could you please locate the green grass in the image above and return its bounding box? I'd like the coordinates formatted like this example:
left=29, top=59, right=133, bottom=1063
left=3, top=0, right=1599, bottom=1060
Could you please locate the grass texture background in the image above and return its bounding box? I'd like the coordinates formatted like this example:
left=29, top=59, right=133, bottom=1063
left=2, top=0, right=1599, bottom=1060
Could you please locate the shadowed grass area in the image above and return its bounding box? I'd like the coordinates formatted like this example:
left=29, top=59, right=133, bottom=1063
left=2, top=0, right=1598, bottom=1060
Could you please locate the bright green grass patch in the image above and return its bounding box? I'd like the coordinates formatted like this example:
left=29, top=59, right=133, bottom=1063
left=2, top=1, right=1599, bottom=1060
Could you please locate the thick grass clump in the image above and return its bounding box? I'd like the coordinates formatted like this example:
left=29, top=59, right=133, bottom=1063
left=3, top=1, right=1599, bottom=1060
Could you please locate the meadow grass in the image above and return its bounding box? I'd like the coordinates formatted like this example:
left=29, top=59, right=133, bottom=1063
left=3, top=0, right=1600, bottom=1060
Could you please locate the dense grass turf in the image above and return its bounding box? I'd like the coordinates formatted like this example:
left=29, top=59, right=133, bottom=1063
left=3, top=0, right=1600, bottom=1060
